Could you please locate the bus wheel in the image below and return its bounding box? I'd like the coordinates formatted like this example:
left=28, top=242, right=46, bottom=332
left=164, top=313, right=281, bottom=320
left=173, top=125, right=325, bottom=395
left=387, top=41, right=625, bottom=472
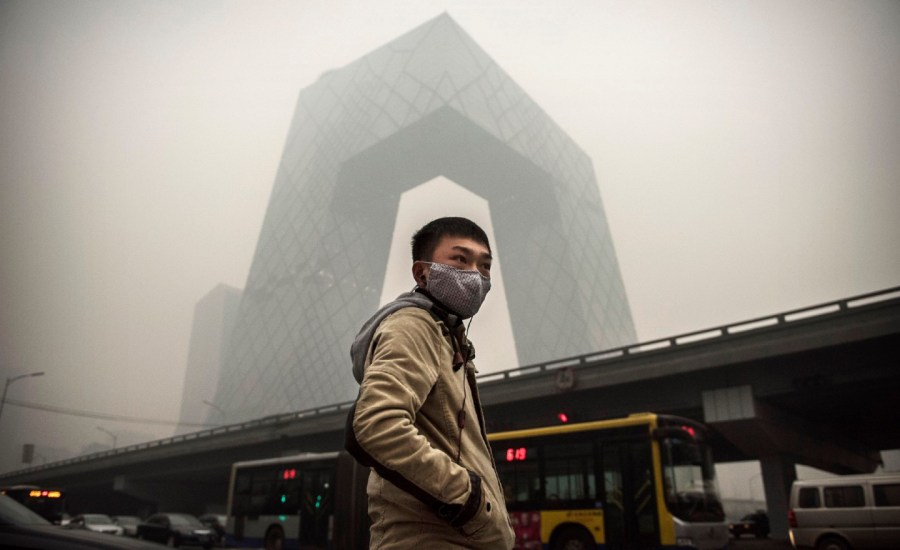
left=552, top=526, right=595, bottom=550
left=816, top=536, right=849, bottom=550
left=264, top=526, right=285, bottom=550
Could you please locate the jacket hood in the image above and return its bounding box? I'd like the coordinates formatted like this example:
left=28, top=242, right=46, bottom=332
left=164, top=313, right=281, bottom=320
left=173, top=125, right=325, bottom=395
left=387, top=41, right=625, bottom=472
left=351, top=289, right=461, bottom=383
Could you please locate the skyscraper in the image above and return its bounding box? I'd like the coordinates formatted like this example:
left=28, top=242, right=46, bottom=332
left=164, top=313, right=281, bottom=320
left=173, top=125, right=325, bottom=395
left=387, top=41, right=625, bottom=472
left=176, top=284, right=242, bottom=434
left=211, top=14, right=635, bottom=423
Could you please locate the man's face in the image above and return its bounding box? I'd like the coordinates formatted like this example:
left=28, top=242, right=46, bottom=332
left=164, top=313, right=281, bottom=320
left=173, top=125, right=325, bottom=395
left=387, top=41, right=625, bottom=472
left=413, top=235, right=492, bottom=286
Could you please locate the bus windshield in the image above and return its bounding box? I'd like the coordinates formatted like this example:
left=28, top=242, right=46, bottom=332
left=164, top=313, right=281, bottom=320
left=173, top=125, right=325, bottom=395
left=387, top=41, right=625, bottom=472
left=659, top=436, right=725, bottom=522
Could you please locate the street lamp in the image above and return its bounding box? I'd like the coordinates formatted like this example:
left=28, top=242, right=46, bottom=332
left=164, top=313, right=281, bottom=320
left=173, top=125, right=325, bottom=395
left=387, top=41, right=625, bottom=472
left=0, top=371, right=45, bottom=423
left=96, top=426, right=118, bottom=449
left=202, top=399, right=224, bottom=415
left=748, top=471, right=763, bottom=501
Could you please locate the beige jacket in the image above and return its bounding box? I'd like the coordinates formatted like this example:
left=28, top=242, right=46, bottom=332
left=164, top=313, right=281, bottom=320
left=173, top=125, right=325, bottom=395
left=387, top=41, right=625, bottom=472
left=347, top=306, right=514, bottom=549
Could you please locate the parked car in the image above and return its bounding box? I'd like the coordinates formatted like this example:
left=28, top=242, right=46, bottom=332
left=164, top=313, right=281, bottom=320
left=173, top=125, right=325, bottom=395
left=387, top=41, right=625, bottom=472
left=0, top=495, right=160, bottom=549
left=729, top=511, right=770, bottom=538
left=65, top=513, right=125, bottom=536
left=136, top=512, right=215, bottom=548
left=198, top=513, right=226, bottom=546
left=112, top=515, right=142, bottom=537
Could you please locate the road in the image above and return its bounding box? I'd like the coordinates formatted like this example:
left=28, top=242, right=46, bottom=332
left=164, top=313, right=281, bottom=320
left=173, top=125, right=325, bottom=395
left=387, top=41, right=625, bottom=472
left=232, top=540, right=794, bottom=549
left=728, top=537, right=793, bottom=549
left=227, top=539, right=795, bottom=549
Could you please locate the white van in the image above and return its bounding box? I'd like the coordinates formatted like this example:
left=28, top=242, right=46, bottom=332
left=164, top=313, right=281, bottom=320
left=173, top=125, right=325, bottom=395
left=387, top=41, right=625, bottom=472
left=788, top=473, right=900, bottom=550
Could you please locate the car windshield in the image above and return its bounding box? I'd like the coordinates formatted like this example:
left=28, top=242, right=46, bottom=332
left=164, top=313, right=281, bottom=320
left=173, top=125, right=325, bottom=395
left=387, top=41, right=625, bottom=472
left=84, top=514, right=115, bottom=524
left=0, top=495, right=52, bottom=526
left=660, top=436, right=725, bottom=522
left=169, top=514, right=203, bottom=527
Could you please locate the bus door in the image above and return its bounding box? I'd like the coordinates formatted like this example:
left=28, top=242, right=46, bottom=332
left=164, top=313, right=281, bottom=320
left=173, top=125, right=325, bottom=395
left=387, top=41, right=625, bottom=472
left=299, top=466, right=333, bottom=549
left=602, top=439, right=659, bottom=550
left=334, top=450, right=370, bottom=549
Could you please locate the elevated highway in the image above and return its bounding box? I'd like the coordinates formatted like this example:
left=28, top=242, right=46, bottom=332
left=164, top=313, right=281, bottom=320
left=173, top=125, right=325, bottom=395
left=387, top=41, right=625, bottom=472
left=2, top=286, right=898, bottom=537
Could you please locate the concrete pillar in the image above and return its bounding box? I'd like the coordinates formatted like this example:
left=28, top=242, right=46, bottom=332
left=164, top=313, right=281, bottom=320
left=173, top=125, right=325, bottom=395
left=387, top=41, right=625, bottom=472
left=759, top=455, right=797, bottom=539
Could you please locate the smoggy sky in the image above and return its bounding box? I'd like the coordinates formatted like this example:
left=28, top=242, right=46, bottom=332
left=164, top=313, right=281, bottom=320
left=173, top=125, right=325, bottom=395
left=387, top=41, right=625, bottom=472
left=1, top=1, right=898, bottom=474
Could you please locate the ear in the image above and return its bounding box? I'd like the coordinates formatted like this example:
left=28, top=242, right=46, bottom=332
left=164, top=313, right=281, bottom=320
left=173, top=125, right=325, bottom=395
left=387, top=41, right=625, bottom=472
left=411, top=261, right=428, bottom=287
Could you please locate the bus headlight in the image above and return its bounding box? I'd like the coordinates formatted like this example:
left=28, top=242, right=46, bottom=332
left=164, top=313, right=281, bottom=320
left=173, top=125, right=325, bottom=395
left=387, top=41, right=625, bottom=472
left=676, top=537, right=695, bottom=548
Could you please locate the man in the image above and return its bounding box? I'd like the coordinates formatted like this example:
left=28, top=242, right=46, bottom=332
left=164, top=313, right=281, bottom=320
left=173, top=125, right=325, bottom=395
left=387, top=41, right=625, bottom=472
left=346, top=217, right=515, bottom=549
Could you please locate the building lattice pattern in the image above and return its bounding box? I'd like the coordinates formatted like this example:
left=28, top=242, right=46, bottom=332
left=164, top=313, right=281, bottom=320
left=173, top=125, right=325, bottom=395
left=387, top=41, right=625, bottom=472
left=211, top=14, right=636, bottom=423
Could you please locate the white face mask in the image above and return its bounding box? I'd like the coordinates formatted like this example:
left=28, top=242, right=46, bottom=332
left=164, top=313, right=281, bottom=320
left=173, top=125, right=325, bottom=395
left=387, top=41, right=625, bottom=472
left=422, top=262, right=491, bottom=319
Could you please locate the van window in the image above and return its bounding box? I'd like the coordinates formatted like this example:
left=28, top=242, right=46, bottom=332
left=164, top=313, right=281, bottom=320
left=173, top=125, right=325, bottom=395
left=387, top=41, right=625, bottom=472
left=824, top=485, right=865, bottom=508
left=873, top=483, right=900, bottom=507
left=798, top=487, right=820, bottom=508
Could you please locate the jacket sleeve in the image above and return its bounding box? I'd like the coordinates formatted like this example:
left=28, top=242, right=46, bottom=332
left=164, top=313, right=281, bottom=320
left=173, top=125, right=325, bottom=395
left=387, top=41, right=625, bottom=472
left=346, top=310, right=481, bottom=527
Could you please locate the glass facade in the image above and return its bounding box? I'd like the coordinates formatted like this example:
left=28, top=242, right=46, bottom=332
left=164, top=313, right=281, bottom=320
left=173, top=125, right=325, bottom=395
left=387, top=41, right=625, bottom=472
left=210, top=14, right=636, bottom=423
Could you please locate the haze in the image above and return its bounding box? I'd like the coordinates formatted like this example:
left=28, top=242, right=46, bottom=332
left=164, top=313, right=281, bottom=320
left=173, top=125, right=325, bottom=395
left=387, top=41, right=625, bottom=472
left=1, top=1, right=898, bottom=478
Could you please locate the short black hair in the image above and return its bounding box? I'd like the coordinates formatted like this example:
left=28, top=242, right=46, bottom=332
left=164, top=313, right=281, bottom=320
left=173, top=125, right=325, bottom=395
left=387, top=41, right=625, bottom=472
left=411, top=217, right=491, bottom=262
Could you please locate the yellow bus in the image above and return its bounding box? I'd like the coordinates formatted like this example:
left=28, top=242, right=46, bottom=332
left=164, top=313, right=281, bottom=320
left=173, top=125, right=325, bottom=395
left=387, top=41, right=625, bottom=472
left=488, top=413, right=729, bottom=550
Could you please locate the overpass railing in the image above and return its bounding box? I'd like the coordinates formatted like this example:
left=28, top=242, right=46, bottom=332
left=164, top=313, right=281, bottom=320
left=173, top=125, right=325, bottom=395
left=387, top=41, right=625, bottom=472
left=0, top=401, right=356, bottom=479
left=2, top=285, right=898, bottom=480
left=477, top=285, right=900, bottom=382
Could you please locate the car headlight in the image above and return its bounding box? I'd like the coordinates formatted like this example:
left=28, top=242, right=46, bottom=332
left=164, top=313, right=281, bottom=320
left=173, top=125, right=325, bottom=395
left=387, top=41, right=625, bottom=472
left=676, top=537, right=694, bottom=548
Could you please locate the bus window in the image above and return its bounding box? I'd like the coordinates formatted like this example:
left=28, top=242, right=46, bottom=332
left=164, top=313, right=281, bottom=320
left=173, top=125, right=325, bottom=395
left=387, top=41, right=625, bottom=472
left=543, top=441, right=595, bottom=507
left=232, top=473, right=252, bottom=517
left=495, top=445, right=540, bottom=506
left=275, top=475, right=301, bottom=513
left=251, top=474, right=272, bottom=514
